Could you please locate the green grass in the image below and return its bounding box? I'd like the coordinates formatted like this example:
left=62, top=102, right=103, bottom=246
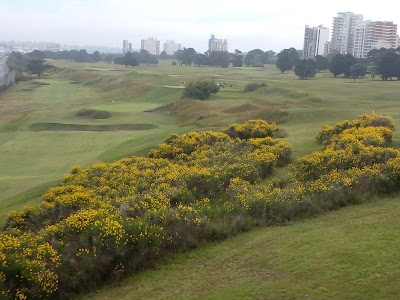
left=2, top=60, right=400, bottom=298
left=80, top=196, right=400, bottom=300
left=1, top=61, right=400, bottom=222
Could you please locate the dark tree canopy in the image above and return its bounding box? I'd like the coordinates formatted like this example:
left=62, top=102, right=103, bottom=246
left=209, top=51, right=230, bottom=68
left=329, top=54, right=349, bottom=77
left=276, top=48, right=299, bottom=73
left=349, top=63, right=367, bottom=80
left=183, top=81, right=220, bottom=100
left=315, top=55, right=328, bottom=72
left=294, top=59, right=316, bottom=79
left=244, top=49, right=264, bottom=67
left=176, top=48, right=197, bottom=66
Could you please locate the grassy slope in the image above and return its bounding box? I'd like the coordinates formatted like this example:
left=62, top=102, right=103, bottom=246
left=81, top=196, right=400, bottom=300
left=1, top=61, right=400, bottom=218
left=1, top=61, right=400, bottom=298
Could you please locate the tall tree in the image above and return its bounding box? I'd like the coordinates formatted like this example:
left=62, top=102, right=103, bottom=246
left=276, top=48, right=298, bottom=73
left=123, top=52, right=138, bottom=67
left=92, top=51, right=102, bottom=62
left=244, top=49, right=264, bottom=67
left=315, top=55, right=328, bottom=72
left=294, top=59, right=316, bottom=79
left=349, top=63, right=367, bottom=81
left=209, top=51, right=230, bottom=68
left=377, top=51, right=399, bottom=80
left=329, top=54, right=347, bottom=77
left=343, top=54, right=357, bottom=77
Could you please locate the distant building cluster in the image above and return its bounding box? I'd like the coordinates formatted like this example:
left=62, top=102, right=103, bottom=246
left=304, top=11, right=399, bottom=59
left=122, top=34, right=228, bottom=56
left=208, top=34, right=228, bottom=52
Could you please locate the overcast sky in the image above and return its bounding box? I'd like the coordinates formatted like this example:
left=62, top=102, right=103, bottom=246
left=1, top=0, right=399, bottom=52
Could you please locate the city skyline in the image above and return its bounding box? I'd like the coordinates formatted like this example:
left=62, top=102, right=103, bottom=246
left=1, top=0, right=399, bottom=53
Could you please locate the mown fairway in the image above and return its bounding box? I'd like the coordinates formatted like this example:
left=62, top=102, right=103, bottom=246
left=1, top=60, right=400, bottom=299
left=81, top=196, right=400, bottom=300
left=1, top=60, right=400, bottom=221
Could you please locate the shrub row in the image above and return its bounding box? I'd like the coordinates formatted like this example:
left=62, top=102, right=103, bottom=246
left=0, top=120, right=290, bottom=299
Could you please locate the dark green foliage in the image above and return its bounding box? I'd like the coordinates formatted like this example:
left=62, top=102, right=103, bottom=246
left=315, top=55, right=328, bottom=72
left=208, top=51, right=230, bottom=68
left=92, top=51, right=102, bottom=62
left=244, top=82, right=267, bottom=92
left=377, top=51, right=400, bottom=80
left=349, top=63, right=367, bottom=80
left=276, top=48, right=299, bottom=73
left=294, top=59, right=316, bottom=79
left=244, top=49, right=265, bottom=67
left=175, top=48, right=197, bottom=66
left=329, top=54, right=347, bottom=77
left=183, top=81, right=220, bottom=100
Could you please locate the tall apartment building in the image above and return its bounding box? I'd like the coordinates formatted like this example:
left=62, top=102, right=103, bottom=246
left=122, top=40, right=129, bottom=54
left=353, top=21, right=398, bottom=58
left=163, top=40, right=181, bottom=55
left=303, top=25, right=330, bottom=59
left=141, top=37, right=160, bottom=55
left=396, top=35, right=400, bottom=48
left=331, top=12, right=363, bottom=54
left=208, top=34, right=228, bottom=52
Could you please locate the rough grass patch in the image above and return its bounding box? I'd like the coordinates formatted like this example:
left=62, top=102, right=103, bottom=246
left=75, top=109, right=112, bottom=119
left=244, top=82, right=267, bottom=92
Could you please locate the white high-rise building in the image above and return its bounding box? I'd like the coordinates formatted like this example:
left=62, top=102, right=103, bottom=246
left=353, top=20, right=398, bottom=58
left=208, top=34, right=228, bottom=52
left=303, top=25, right=330, bottom=59
left=163, top=40, right=182, bottom=55
left=122, top=40, right=129, bottom=54
left=331, top=12, right=363, bottom=54
left=141, top=37, right=160, bottom=55
left=396, top=35, right=399, bottom=48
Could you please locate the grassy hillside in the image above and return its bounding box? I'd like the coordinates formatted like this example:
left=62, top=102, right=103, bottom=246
left=1, top=60, right=400, bottom=299
left=1, top=60, right=400, bottom=221
left=81, top=195, right=400, bottom=300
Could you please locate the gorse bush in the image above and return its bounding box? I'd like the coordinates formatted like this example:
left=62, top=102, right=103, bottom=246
left=183, top=80, right=220, bottom=100
left=244, top=82, right=267, bottom=92
left=2, top=114, right=400, bottom=299
left=0, top=119, right=290, bottom=299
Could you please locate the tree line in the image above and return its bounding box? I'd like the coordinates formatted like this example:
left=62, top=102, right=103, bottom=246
left=275, top=47, right=400, bottom=80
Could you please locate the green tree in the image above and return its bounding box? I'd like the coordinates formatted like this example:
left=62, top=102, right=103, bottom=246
left=123, top=52, right=138, bottom=67
left=329, top=54, right=347, bottom=77
left=377, top=51, right=399, bottom=80
left=209, top=51, right=230, bottom=68
left=159, top=51, right=168, bottom=59
left=349, top=63, right=367, bottom=81
left=343, top=54, right=357, bottom=77
left=183, top=80, right=220, bottom=100
left=276, top=48, right=298, bottom=73
left=294, top=59, right=316, bottom=79
left=194, top=54, right=209, bottom=66
left=92, top=51, right=102, bottom=62
left=176, top=48, right=196, bottom=66
left=244, top=49, right=264, bottom=67
left=28, top=59, right=46, bottom=76
left=315, top=55, right=328, bottom=72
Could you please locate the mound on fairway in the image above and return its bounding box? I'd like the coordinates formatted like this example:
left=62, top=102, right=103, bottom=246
left=29, top=122, right=157, bottom=131
left=145, top=102, right=176, bottom=114
left=75, top=109, right=112, bottom=119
